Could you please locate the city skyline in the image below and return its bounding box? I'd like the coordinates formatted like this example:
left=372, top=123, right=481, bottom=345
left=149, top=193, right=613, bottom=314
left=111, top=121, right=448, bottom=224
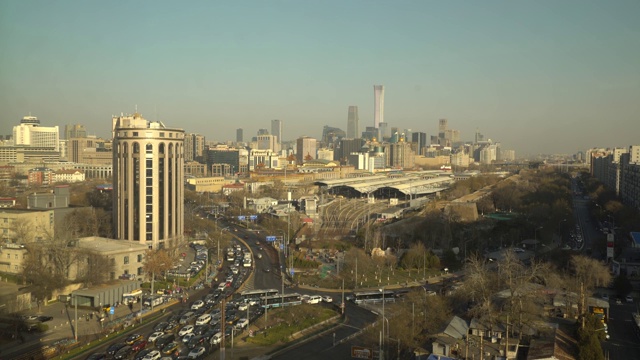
left=1, top=1, right=639, bottom=156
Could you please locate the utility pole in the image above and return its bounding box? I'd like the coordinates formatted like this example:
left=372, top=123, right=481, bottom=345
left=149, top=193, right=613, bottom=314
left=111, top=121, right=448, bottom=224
left=220, top=299, right=226, bottom=360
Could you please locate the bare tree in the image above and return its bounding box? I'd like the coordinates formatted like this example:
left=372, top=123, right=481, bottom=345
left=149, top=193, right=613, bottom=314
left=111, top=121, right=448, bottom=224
left=143, top=249, right=175, bottom=280
left=569, top=255, right=612, bottom=328
left=10, top=218, right=35, bottom=244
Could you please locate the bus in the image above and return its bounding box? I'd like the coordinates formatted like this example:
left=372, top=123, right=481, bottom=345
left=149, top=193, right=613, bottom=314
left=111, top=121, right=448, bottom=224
left=122, top=289, right=143, bottom=305
left=261, top=293, right=302, bottom=309
left=351, top=290, right=396, bottom=305
left=240, top=289, right=278, bottom=303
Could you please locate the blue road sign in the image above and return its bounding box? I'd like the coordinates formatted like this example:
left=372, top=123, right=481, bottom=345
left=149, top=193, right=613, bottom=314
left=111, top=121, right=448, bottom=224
left=238, top=216, right=246, bottom=221
left=290, top=268, right=294, bottom=276
left=279, top=244, right=284, bottom=250
left=266, top=236, right=276, bottom=242
left=249, top=215, right=258, bottom=220
left=109, top=306, right=115, bottom=315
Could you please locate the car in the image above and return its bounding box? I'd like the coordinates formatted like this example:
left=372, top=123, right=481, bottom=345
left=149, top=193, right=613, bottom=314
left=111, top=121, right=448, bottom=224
left=164, top=321, right=180, bottom=333
left=114, top=346, right=133, bottom=360
left=179, top=325, right=195, bottom=337
left=182, top=333, right=195, bottom=344
left=235, top=318, right=249, bottom=329
left=154, top=334, right=175, bottom=349
left=142, top=350, right=161, bottom=360
left=263, top=268, right=270, bottom=273
left=191, top=300, right=205, bottom=310
left=132, top=339, right=148, bottom=352
left=22, top=315, right=39, bottom=321
left=153, top=321, right=169, bottom=331
left=602, top=293, right=609, bottom=301
left=126, top=333, right=144, bottom=345
left=255, top=241, right=260, bottom=246
left=195, top=314, right=211, bottom=326
left=306, top=295, right=322, bottom=304
left=106, top=343, right=127, bottom=357
left=321, top=295, right=333, bottom=303
left=134, top=349, right=154, bottom=360
left=161, top=342, right=180, bottom=355
left=187, top=346, right=206, bottom=359
left=187, top=335, right=205, bottom=349
left=237, top=303, right=248, bottom=311
left=37, top=315, right=53, bottom=322
left=627, top=295, right=634, bottom=303
left=148, top=331, right=165, bottom=343
left=616, top=298, right=622, bottom=305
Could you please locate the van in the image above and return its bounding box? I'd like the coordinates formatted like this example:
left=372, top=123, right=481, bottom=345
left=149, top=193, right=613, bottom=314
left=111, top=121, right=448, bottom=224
left=305, top=295, right=322, bottom=304
left=155, top=333, right=175, bottom=348
left=179, top=312, right=195, bottom=325
left=235, top=318, right=249, bottom=330
left=210, top=332, right=223, bottom=346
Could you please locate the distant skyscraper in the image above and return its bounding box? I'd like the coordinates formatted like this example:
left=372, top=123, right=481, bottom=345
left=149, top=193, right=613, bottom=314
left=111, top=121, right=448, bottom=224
left=112, top=112, right=184, bottom=249
left=347, top=106, right=359, bottom=138
left=373, top=85, right=384, bottom=129
left=65, top=124, right=87, bottom=139
left=257, top=129, right=269, bottom=136
left=412, top=132, right=427, bottom=156
left=271, top=120, right=282, bottom=145
left=236, top=128, right=243, bottom=142
left=296, top=136, right=317, bottom=164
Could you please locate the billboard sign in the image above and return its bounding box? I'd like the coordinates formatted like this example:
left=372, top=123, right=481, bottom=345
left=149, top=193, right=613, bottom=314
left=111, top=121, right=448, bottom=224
left=351, top=346, right=373, bottom=359
left=249, top=215, right=258, bottom=221
left=266, top=236, right=276, bottom=242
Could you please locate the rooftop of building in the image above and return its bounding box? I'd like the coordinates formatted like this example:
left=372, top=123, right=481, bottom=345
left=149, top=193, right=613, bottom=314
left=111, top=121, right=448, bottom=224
left=75, top=237, right=148, bottom=253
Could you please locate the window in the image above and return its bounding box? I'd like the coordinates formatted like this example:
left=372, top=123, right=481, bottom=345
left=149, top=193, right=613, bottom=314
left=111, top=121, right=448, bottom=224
left=137, top=267, right=143, bottom=275
left=6, top=254, right=9, bottom=259
left=124, top=256, right=129, bottom=265
left=14, top=254, right=18, bottom=259
left=137, top=254, right=143, bottom=263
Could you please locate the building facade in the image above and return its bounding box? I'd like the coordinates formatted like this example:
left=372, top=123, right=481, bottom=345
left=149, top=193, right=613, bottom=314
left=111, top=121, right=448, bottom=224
left=347, top=106, right=359, bottom=139
left=296, top=136, right=317, bottom=165
left=271, top=120, right=282, bottom=146
left=112, top=113, right=185, bottom=249
left=373, top=85, right=384, bottom=129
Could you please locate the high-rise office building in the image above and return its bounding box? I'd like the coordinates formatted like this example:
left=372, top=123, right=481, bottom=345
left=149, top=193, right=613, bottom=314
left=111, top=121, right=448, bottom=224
left=347, top=106, right=359, bottom=138
left=257, top=134, right=279, bottom=152
left=65, top=124, right=87, bottom=139
left=373, top=85, right=384, bottom=129
left=296, top=136, right=317, bottom=164
left=184, top=133, right=206, bottom=163
left=236, top=128, right=243, bottom=143
left=271, top=120, right=282, bottom=145
left=112, top=112, right=184, bottom=249
left=13, top=115, right=60, bottom=151
left=412, top=132, right=427, bottom=156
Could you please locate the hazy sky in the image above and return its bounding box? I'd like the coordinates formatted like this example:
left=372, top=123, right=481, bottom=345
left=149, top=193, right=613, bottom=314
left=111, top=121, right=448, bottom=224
left=1, top=1, right=639, bottom=157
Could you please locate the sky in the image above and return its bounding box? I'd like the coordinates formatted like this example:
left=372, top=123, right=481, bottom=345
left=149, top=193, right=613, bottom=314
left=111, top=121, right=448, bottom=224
left=1, top=0, right=639, bottom=157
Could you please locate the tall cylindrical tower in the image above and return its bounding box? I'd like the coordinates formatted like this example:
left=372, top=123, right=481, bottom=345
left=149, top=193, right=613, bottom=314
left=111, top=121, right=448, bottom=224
left=112, top=113, right=185, bottom=250
left=373, top=85, right=385, bottom=129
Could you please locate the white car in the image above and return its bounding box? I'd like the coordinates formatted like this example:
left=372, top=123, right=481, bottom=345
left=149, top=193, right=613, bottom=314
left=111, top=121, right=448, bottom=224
left=191, top=300, right=204, bottom=310
left=627, top=295, right=634, bottom=303
left=143, top=350, right=162, bottom=360
left=195, top=314, right=212, bottom=326
left=306, top=295, right=322, bottom=304
left=235, top=318, right=249, bottom=329
left=188, top=346, right=206, bottom=359
left=601, top=294, right=609, bottom=301
left=178, top=325, right=194, bottom=337
left=321, top=296, right=333, bottom=303
left=237, top=303, right=248, bottom=311
left=148, top=331, right=165, bottom=343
